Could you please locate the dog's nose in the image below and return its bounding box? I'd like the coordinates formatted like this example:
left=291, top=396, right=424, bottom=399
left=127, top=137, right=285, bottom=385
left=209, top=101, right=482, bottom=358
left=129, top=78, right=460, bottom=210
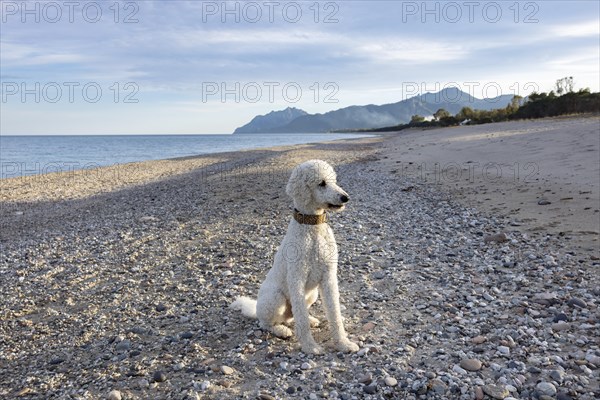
left=340, top=195, right=349, bottom=203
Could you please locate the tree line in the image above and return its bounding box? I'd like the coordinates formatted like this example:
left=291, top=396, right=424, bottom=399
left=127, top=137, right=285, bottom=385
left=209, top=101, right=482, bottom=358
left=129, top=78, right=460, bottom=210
left=366, top=78, right=600, bottom=133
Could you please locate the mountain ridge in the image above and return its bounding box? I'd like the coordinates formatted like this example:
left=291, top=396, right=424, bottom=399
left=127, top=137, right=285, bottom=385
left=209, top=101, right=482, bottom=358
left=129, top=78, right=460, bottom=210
left=233, top=88, right=514, bottom=133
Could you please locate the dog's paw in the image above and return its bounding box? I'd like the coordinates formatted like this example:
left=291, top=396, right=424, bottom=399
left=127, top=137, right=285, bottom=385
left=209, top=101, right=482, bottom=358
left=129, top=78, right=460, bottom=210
left=271, top=324, right=293, bottom=339
left=309, top=316, right=321, bottom=328
left=301, top=342, right=325, bottom=355
left=336, top=339, right=360, bottom=353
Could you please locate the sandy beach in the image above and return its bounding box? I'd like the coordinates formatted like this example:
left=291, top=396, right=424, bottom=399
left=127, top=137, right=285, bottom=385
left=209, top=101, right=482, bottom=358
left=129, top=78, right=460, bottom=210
left=1, top=117, right=598, bottom=400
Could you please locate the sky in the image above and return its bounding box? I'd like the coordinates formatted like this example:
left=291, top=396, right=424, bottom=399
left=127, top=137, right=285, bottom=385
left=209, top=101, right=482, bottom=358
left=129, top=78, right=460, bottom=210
left=1, top=0, right=599, bottom=134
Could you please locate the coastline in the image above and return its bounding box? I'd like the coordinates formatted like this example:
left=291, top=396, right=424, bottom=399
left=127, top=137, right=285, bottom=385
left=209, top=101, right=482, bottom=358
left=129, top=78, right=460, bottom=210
left=1, top=118, right=598, bottom=399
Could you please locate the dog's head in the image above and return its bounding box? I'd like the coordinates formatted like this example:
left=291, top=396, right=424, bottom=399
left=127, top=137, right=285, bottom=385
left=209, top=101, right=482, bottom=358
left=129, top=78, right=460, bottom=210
left=286, top=159, right=349, bottom=215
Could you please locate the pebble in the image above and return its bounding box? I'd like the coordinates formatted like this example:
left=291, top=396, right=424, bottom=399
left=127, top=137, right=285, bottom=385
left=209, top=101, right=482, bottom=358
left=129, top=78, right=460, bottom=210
left=301, top=362, right=311, bottom=370
left=483, top=384, right=509, bottom=399
left=484, top=232, right=508, bottom=243
left=384, top=376, right=398, bottom=387
left=358, top=373, right=373, bottom=385
left=497, top=346, right=510, bottom=356
left=155, top=304, right=167, bottom=312
left=472, top=335, right=487, bottom=344
left=585, top=353, right=600, bottom=366
left=536, top=382, right=557, bottom=397
left=538, top=199, right=552, bottom=205
left=152, top=370, right=167, bottom=383
left=567, top=297, right=587, bottom=308
left=431, top=379, right=447, bottom=394
left=363, top=384, right=377, bottom=394
left=460, top=358, right=482, bottom=371
left=220, top=365, right=234, bottom=375
left=107, top=390, right=122, bottom=400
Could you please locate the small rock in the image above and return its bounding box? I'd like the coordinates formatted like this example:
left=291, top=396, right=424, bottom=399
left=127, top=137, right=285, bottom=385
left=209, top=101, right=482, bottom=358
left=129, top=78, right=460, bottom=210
left=484, top=233, right=508, bottom=243
left=115, top=339, right=131, bottom=352
left=152, top=370, right=167, bottom=383
left=180, top=331, right=193, bottom=339
left=384, top=376, right=398, bottom=387
left=567, top=297, right=587, bottom=309
left=301, top=362, right=311, bottom=370
left=497, top=346, right=510, bottom=356
left=220, top=365, right=234, bottom=375
left=259, top=394, right=276, bottom=400
left=472, top=335, right=487, bottom=344
left=536, top=382, right=557, bottom=397
left=553, top=313, right=568, bottom=322
left=585, top=353, right=600, bottom=366
left=460, top=358, right=483, bottom=371
left=155, top=304, right=167, bottom=312
left=552, top=322, right=570, bottom=331
left=452, top=364, right=467, bottom=375
left=475, top=386, right=484, bottom=400
left=286, top=387, right=296, bottom=394
left=537, top=199, right=552, bottom=205
left=549, top=369, right=565, bottom=383
left=373, top=271, right=386, bottom=279
left=362, top=321, right=376, bottom=331
left=49, top=358, right=65, bottom=365
left=363, top=384, right=377, bottom=395
left=483, top=384, right=509, bottom=399
left=107, top=390, right=122, bottom=400
left=431, top=379, right=447, bottom=394
left=358, top=373, right=373, bottom=385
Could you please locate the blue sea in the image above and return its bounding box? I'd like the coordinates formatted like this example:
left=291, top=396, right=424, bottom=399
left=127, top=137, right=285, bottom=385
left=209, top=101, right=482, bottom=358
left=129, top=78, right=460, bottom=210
left=0, top=133, right=373, bottom=179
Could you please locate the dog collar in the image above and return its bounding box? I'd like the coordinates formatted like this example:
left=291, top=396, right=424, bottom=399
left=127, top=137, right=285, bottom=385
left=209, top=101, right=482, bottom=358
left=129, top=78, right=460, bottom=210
left=293, top=209, right=327, bottom=225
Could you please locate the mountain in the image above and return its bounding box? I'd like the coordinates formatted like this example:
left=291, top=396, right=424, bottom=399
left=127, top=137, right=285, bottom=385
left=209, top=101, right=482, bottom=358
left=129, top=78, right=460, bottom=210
left=233, top=107, right=308, bottom=133
left=233, top=88, right=514, bottom=133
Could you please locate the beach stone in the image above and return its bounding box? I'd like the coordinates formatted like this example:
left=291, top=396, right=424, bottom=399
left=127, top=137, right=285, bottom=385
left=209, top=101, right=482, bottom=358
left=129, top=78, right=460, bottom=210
left=180, top=331, right=193, bottom=339
left=286, top=387, right=296, bottom=394
left=483, top=384, right=509, bottom=399
left=536, top=382, right=557, bottom=396
left=567, top=297, right=587, bottom=308
left=115, top=339, right=131, bottom=352
left=152, top=370, right=167, bottom=383
left=107, top=390, right=122, bottom=400
left=585, top=353, right=600, bottom=366
left=301, top=362, right=311, bottom=370
left=460, top=358, right=482, bottom=371
left=155, top=304, right=167, bottom=312
left=475, top=386, right=484, bottom=400
left=373, top=271, right=386, bottom=279
left=384, top=376, right=398, bottom=387
left=358, top=372, right=373, bottom=385
left=431, top=379, right=447, bottom=394
left=556, top=393, right=573, bottom=400
left=363, top=384, right=377, bottom=394
left=220, top=365, right=234, bottom=375
left=549, top=369, right=565, bottom=383
left=538, top=199, right=552, bottom=205
left=484, top=233, right=508, bottom=243
left=552, top=322, right=570, bottom=331
left=497, top=346, right=510, bottom=356
left=553, top=313, right=568, bottom=322
left=472, top=335, right=487, bottom=344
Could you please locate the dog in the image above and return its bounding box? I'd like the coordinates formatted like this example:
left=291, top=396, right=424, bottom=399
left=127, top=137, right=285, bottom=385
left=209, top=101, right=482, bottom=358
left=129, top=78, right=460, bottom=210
left=231, top=160, right=359, bottom=354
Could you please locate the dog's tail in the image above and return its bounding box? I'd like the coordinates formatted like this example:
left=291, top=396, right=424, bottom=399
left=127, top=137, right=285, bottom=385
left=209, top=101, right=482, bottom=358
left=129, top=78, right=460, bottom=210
left=230, top=296, right=257, bottom=319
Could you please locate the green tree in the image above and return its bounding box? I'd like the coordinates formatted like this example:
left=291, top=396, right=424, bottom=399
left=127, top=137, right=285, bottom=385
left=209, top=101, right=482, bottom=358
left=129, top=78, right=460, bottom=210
left=410, top=115, right=425, bottom=123
left=433, top=108, right=451, bottom=120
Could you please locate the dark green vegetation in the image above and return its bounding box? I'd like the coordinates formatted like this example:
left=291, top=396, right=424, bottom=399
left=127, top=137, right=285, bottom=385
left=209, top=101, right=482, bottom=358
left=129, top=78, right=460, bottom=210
left=359, top=79, right=599, bottom=133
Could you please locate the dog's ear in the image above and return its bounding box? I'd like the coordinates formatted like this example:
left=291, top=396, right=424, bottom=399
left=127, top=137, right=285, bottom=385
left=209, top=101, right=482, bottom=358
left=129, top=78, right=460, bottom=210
left=286, top=166, right=312, bottom=206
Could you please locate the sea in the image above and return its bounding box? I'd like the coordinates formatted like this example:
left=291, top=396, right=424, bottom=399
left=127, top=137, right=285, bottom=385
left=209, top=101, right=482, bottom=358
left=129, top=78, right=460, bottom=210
left=0, top=133, right=373, bottom=179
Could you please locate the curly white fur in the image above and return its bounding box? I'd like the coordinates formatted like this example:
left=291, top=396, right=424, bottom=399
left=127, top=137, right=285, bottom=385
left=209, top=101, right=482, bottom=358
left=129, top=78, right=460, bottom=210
left=231, top=160, right=359, bottom=354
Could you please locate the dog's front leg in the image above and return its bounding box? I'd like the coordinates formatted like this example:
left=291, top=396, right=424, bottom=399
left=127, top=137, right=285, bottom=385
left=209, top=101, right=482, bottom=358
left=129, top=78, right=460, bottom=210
left=288, top=274, right=324, bottom=355
left=320, top=271, right=360, bottom=353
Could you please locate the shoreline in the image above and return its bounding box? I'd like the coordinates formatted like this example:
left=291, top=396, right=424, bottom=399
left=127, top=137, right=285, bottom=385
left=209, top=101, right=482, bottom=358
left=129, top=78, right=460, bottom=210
left=1, top=117, right=598, bottom=399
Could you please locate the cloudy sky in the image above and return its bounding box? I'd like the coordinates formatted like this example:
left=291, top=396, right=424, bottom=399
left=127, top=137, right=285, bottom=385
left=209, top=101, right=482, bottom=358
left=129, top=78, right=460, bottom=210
left=1, top=0, right=598, bottom=134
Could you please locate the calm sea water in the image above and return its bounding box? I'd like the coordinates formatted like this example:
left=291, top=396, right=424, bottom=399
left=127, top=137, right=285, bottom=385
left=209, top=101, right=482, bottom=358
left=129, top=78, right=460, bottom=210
left=0, top=133, right=372, bottom=178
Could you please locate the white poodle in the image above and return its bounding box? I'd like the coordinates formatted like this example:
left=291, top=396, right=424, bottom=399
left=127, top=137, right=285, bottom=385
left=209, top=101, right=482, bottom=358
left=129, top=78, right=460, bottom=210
left=231, top=160, right=359, bottom=354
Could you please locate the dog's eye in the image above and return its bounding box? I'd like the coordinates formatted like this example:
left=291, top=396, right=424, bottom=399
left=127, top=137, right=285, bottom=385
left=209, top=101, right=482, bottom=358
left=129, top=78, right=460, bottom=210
left=319, top=180, right=327, bottom=187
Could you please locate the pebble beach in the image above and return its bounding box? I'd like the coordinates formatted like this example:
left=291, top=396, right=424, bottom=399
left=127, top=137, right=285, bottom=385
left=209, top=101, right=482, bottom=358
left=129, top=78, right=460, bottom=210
left=1, top=116, right=599, bottom=400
